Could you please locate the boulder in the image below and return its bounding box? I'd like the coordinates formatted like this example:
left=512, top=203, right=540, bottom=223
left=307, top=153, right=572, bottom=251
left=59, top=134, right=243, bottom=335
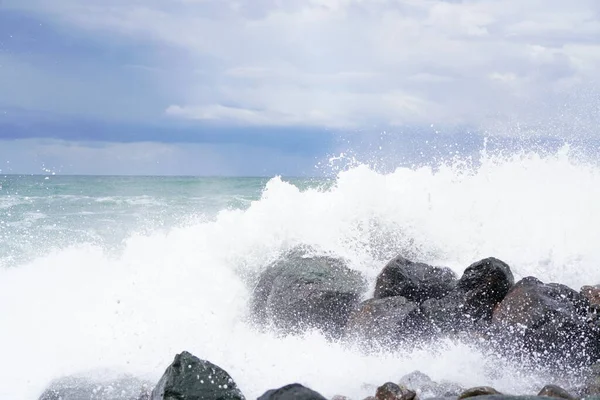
left=537, top=385, right=576, bottom=400
left=454, top=257, right=514, bottom=320
left=492, top=277, right=600, bottom=368
left=399, top=371, right=463, bottom=398
left=375, top=382, right=416, bottom=400
left=258, top=384, right=327, bottom=400
left=150, top=351, right=244, bottom=400
left=38, top=374, right=152, bottom=400
left=373, top=256, right=457, bottom=303
left=251, top=249, right=367, bottom=337
left=420, top=258, right=514, bottom=333
left=458, top=387, right=502, bottom=399
left=345, top=296, right=428, bottom=347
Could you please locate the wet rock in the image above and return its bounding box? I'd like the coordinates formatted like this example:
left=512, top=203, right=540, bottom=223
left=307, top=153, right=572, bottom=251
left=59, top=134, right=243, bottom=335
left=399, top=371, right=463, bottom=398
left=458, top=387, right=502, bottom=399
left=375, top=382, right=416, bottom=400
left=251, top=249, right=367, bottom=337
left=374, top=255, right=457, bottom=303
left=150, top=351, right=244, bottom=400
left=492, top=277, right=600, bottom=368
left=455, top=258, right=514, bottom=320
left=258, top=384, right=327, bottom=400
left=421, top=258, right=514, bottom=333
left=581, top=363, right=600, bottom=396
left=345, top=296, right=428, bottom=347
left=537, top=385, right=575, bottom=400
left=38, top=374, right=152, bottom=400
left=582, top=286, right=600, bottom=316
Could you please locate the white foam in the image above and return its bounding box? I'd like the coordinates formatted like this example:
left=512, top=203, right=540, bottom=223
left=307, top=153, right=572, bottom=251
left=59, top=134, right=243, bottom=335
left=1, top=146, right=599, bottom=399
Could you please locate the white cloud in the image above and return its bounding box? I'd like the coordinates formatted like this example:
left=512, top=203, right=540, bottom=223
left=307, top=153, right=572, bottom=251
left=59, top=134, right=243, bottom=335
left=6, top=0, right=600, bottom=131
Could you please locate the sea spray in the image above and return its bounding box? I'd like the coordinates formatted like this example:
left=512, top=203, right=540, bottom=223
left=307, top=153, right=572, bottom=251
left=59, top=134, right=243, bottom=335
left=1, top=146, right=599, bottom=399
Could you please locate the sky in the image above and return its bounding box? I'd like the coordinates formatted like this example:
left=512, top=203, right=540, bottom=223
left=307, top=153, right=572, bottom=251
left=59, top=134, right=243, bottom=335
left=1, top=0, right=599, bottom=175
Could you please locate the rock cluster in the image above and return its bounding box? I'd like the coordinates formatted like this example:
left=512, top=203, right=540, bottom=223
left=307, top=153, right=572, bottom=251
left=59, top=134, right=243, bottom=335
left=38, top=250, right=600, bottom=400
left=251, top=250, right=600, bottom=371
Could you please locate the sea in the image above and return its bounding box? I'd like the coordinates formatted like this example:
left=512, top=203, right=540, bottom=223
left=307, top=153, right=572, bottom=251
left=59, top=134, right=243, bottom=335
left=1, top=145, right=600, bottom=399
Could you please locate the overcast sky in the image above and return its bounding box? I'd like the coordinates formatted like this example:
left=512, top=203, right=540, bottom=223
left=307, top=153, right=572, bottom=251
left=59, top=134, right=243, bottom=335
left=1, top=0, right=599, bottom=175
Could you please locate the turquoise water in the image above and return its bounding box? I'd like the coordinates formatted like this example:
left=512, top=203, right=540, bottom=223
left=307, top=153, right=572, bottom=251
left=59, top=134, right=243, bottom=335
left=0, top=175, right=328, bottom=267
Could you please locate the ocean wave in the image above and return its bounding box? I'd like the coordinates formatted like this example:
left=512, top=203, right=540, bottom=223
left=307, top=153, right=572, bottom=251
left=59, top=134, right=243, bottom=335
left=1, top=146, right=599, bottom=399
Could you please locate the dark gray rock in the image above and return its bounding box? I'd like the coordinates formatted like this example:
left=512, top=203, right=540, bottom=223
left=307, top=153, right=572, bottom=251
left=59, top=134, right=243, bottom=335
left=455, top=257, right=514, bottom=321
left=420, top=257, right=514, bottom=333
left=374, top=256, right=457, bottom=303
left=375, top=382, right=416, bottom=400
left=38, top=374, right=152, bottom=400
left=251, top=249, right=367, bottom=337
left=492, top=277, right=600, bottom=368
left=458, top=387, right=502, bottom=399
left=537, top=385, right=576, bottom=400
left=150, top=351, right=244, bottom=400
left=345, top=296, right=428, bottom=347
left=258, top=384, right=327, bottom=400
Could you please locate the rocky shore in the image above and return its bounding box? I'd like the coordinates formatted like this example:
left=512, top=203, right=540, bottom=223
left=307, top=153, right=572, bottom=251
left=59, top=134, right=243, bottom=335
left=38, top=249, right=600, bottom=400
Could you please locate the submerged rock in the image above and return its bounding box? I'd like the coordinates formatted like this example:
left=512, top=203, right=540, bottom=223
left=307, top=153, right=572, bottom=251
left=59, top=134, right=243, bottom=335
left=492, top=277, right=600, bottom=368
left=375, top=382, right=416, bottom=400
left=421, top=257, right=514, bottom=333
left=373, top=256, right=457, bottom=303
left=345, top=296, right=428, bottom=346
left=258, top=384, right=327, bottom=400
left=251, top=249, right=367, bottom=337
left=458, top=387, right=502, bottom=399
left=150, top=351, right=244, bottom=400
left=537, top=385, right=576, bottom=400
left=399, top=371, right=463, bottom=398
left=38, top=374, right=152, bottom=400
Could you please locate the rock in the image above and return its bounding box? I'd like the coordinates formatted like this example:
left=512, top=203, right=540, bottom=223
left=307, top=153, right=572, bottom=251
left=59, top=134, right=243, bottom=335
left=38, top=374, right=152, bottom=400
left=458, top=387, right=502, bottom=399
left=375, top=382, right=416, bottom=400
left=374, top=256, right=457, bottom=303
left=582, top=286, right=600, bottom=312
left=150, top=351, right=244, bottom=400
left=345, top=296, right=428, bottom=347
left=420, top=258, right=514, bottom=333
left=331, top=396, right=350, bottom=400
left=455, top=257, right=514, bottom=320
left=492, top=277, right=600, bottom=368
left=258, top=384, right=327, bottom=400
left=460, top=397, right=553, bottom=400
left=537, top=385, right=576, bottom=399
left=399, top=371, right=463, bottom=398
left=251, top=249, right=367, bottom=337
left=580, top=363, right=600, bottom=396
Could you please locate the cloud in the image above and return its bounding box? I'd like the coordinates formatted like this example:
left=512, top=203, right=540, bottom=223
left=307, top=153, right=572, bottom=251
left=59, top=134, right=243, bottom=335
left=4, top=0, right=600, bottom=132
